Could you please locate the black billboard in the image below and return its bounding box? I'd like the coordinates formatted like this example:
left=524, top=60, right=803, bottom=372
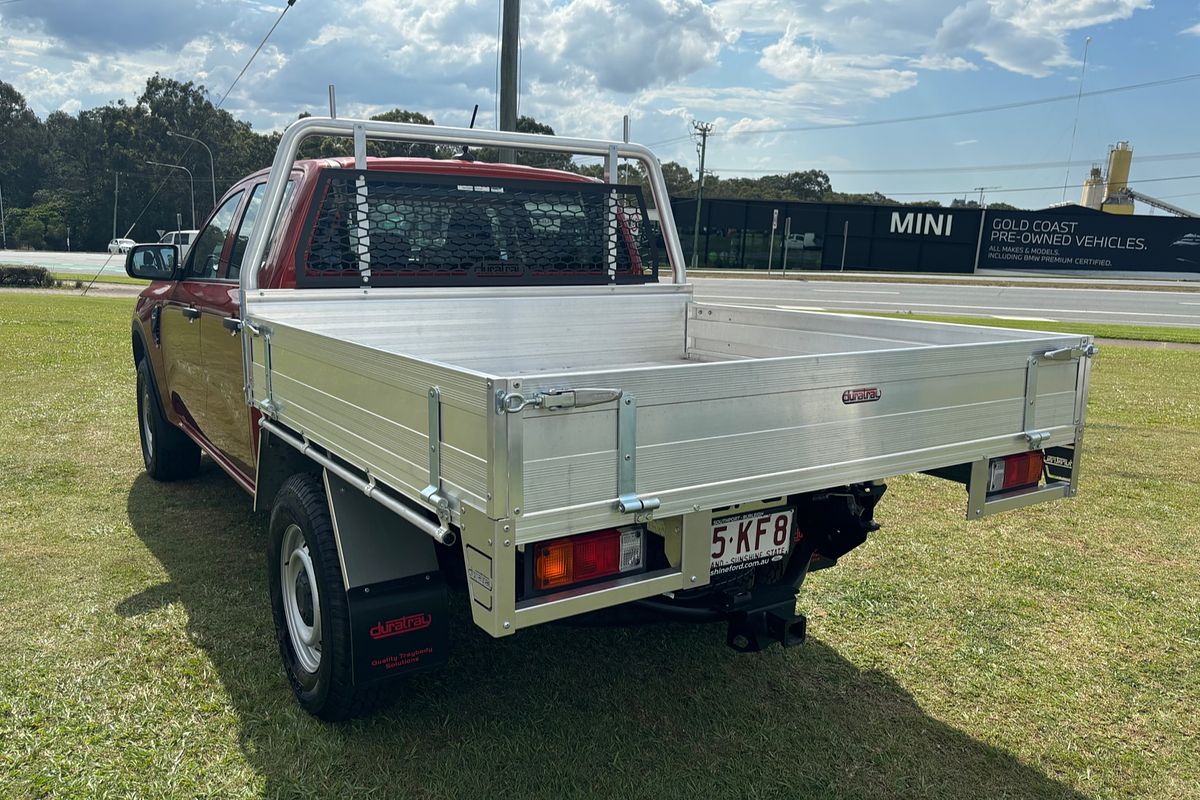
left=820, top=206, right=981, bottom=274
left=672, top=197, right=1200, bottom=274
left=978, top=207, right=1200, bottom=273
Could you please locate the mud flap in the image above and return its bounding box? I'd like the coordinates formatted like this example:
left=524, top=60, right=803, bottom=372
left=348, top=572, right=449, bottom=685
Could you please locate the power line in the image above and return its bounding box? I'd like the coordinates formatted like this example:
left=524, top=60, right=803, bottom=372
left=1062, top=36, right=1093, bottom=202
left=83, top=0, right=299, bottom=293
left=646, top=69, right=1200, bottom=147
left=876, top=172, right=1200, bottom=198
left=708, top=150, right=1200, bottom=176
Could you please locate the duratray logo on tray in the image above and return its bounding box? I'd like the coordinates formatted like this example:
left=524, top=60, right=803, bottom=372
left=842, top=387, right=882, bottom=404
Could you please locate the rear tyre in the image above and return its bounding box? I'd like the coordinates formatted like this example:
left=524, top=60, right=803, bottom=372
left=267, top=472, right=392, bottom=721
left=136, top=359, right=200, bottom=481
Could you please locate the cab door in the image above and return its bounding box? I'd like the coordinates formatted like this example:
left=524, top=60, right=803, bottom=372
left=159, top=285, right=203, bottom=427
left=170, top=189, right=245, bottom=452
left=199, top=182, right=269, bottom=475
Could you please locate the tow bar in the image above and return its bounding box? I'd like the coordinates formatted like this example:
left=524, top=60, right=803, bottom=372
left=725, top=601, right=807, bottom=653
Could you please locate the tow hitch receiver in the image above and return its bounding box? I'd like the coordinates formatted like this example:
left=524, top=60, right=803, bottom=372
left=726, top=601, right=807, bottom=653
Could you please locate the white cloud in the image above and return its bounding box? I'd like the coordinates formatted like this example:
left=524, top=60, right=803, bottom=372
left=537, top=0, right=728, bottom=93
left=0, top=0, right=1158, bottom=173
left=760, top=29, right=918, bottom=100
left=931, top=0, right=1151, bottom=76
left=714, top=0, right=1152, bottom=78
left=1184, top=22, right=1200, bottom=36
left=954, top=138, right=978, bottom=146
left=908, top=53, right=977, bottom=72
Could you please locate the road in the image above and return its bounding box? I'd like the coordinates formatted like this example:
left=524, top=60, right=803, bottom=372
left=5, top=250, right=1199, bottom=327
left=1, top=249, right=126, bottom=276
left=693, top=277, right=1200, bottom=328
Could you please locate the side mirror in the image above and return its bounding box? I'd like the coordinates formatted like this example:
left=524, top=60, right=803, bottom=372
left=125, top=244, right=179, bottom=281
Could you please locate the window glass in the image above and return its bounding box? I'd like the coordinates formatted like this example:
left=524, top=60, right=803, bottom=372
left=227, top=181, right=294, bottom=281
left=186, top=191, right=244, bottom=280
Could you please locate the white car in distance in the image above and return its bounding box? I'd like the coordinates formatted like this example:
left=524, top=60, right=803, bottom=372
left=108, top=238, right=136, bottom=254
left=159, top=230, right=200, bottom=252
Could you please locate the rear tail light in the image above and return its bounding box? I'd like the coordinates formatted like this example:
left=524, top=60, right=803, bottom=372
left=988, top=451, right=1044, bottom=493
left=533, top=527, right=644, bottom=591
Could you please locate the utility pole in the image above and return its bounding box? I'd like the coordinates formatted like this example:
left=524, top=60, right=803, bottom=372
left=0, top=181, right=7, bottom=250
left=498, top=0, right=520, bottom=163
left=690, top=120, right=713, bottom=270
left=974, top=185, right=999, bottom=208
left=112, top=173, right=119, bottom=240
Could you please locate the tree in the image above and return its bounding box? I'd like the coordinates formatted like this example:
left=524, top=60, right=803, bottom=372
left=758, top=170, right=831, bottom=201
left=0, top=81, right=45, bottom=207
left=659, top=161, right=696, bottom=197
left=475, top=116, right=574, bottom=171
left=827, top=191, right=900, bottom=206
left=367, top=109, right=443, bottom=158
left=297, top=109, right=447, bottom=160
left=700, top=169, right=832, bottom=202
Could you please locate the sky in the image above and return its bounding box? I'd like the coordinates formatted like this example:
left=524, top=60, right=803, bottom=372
left=1, top=0, right=1199, bottom=209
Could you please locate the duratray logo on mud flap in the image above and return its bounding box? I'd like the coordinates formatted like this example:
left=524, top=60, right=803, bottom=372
left=369, top=613, right=432, bottom=640
left=842, top=387, right=882, bottom=404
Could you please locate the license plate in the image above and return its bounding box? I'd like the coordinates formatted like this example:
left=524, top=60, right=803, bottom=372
left=710, top=508, right=794, bottom=577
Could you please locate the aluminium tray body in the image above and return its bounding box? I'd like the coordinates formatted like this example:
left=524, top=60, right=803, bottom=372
left=245, top=285, right=1091, bottom=542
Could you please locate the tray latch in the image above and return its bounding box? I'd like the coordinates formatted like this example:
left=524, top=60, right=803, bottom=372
left=496, top=387, right=622, bottom=414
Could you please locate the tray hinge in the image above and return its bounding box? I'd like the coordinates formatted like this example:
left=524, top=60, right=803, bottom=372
left=420, top=386, right=454, bottom=530
left=615, top=394, right=660, bottom=516
left=255, top=324, right=278, bottom=416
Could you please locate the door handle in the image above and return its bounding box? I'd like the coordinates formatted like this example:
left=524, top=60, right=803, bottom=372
left=181, top=307, right=201, bottom=322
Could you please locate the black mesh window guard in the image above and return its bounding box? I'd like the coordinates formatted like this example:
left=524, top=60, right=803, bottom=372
left=297, top=169, right=662, bottom=288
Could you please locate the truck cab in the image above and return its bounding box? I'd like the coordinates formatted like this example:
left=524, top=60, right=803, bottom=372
left=130, top=156, right=625, bottom=489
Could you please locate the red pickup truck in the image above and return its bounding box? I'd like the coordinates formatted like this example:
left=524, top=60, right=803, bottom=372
left=126, top=118, right=1093, bottom=721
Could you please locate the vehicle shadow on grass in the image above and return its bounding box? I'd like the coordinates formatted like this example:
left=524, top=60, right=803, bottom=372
left=121, top=465, right=1089, bottom=800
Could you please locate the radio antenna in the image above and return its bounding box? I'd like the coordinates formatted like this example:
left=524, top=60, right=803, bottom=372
left=459, top=104, right=480, bottom=161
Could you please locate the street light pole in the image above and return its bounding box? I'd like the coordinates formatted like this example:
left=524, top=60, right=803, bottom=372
left=167, top=130, right=217, bottom=211
left=147, top=160, right=196, bottom=229
left=0, top=181, right=7, bottom=250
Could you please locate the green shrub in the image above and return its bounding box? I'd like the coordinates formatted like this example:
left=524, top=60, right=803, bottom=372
left=0, top=265, right=55, bottom=287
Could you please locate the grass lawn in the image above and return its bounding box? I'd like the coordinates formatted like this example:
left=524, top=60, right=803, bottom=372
left=836, top=311, right=1200, bottom=346
left=1, top=293, right=1197, bottom=799
left=690, top=269, right=1200, bottom=294
left=51, top=272, right=145, bottom=287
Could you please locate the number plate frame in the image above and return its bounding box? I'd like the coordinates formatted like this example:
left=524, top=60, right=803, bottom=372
left=709, top=507, right=795, bottom=577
